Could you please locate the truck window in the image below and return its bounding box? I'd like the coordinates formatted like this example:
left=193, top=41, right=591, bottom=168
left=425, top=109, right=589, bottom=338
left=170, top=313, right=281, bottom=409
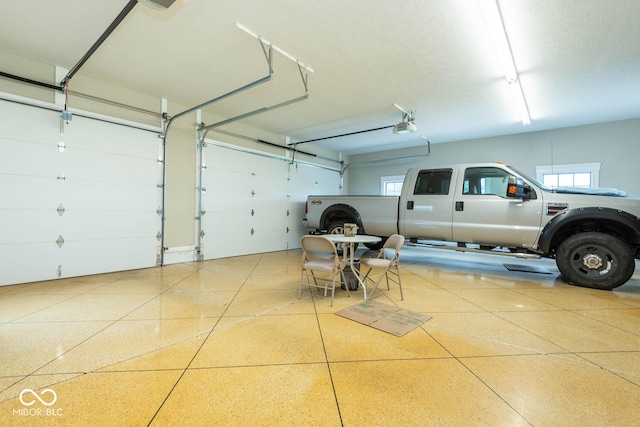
left=463, top=167, right=509, bottom=196
left=413, top=169, right=452, bottom=195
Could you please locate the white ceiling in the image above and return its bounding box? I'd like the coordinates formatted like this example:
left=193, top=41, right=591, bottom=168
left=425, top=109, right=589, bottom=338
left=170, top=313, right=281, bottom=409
left=1, top=0, right=639, bottom=154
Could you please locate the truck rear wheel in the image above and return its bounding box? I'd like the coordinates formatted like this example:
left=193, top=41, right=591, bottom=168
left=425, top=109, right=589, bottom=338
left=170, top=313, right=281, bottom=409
left=365, top=238, right=386, bottom=250
left=556, top=232, right=634, bottom=290
left=327, top=222, right=357, bottom=254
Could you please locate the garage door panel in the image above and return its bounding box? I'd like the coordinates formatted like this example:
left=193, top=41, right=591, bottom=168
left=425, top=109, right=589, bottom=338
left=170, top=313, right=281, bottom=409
left=249, top=230, right=289, bottom=253
left=59, top=237, right=158, bottom=277
left=60, top=211, right=158, bottom=241
left=253, top=174, right=284, bottom=191
left=287, top=226, right=309, bottom=249
left=250, top=199, right=289, bottom=213
left=290, top=163, right=341, bottom=194
left=207, top=174, right=252, bottom=194
left=201, top=142, right=340, bottom=259
left=203, top=197, right=252, bottom=216
left=63, top=149, right=158, bottom=184
left=286, top=201, right=307, bottom=223
left=0, top=103, right=59, bottom=142
left=250, top=211, right=287, bottom=228
left=3, top=175, right=62, bottom=209
left=0, top=98, right=162, bottom=286
left=206, top=234, right=251, bottom=258
left=64, top=118, right=159, bottom=159
left=0, top=210, right=60, bottom=244
left=202, top=212, right=252, bottom=233
left=63, top=180, right=158, bottom=211
left=0, top=137, right=62, bottom=176
left=0, top=243, right=61, bottom=286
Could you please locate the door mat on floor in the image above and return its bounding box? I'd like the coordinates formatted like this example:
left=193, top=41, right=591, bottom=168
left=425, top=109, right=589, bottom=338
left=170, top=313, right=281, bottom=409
left=335, top=300, right=432, bottom=337
left=503, top=263, right=553, bottom=274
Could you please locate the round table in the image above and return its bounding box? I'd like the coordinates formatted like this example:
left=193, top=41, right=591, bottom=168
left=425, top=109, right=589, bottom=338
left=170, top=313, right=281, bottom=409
left=324, top=234, right=382, bottom=299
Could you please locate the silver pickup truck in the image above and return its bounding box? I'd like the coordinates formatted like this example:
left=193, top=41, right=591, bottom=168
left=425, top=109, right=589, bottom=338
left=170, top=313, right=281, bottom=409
left=303, top=162, right=640, bottom=290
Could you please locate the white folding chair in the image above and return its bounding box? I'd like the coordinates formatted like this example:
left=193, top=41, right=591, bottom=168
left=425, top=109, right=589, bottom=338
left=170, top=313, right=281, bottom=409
left=299, top=235, right=349, bottom=306
left=360, top=234, right=405, bottom=300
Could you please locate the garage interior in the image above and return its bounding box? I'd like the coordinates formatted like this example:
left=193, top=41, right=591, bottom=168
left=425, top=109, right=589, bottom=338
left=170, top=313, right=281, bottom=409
left=1, top=0, right=639, bottom=425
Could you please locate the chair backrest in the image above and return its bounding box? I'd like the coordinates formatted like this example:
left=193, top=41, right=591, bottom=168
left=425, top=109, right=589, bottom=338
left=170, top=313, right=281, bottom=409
left=301, top=235, right=338, bottom=258
left=384, top=234, right=405, bottom=252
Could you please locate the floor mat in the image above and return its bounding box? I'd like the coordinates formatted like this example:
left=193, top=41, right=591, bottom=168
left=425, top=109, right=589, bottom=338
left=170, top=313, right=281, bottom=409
left=503, top=263, right=553, bottom=274
left=335, top=300, right=432, bottom=337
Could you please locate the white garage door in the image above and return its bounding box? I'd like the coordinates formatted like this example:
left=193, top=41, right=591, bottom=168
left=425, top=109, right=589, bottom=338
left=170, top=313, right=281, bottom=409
left=0, top=98, right=162, bottom=286
left=200, top=141, right=340, bottom=259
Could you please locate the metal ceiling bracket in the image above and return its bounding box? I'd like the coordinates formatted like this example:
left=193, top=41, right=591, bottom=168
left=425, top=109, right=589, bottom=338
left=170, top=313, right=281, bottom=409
left=259, top=43, right=274, bottom=75
left=297, top=62, right=309, bottom=94
left=200, top=94, right=308, bottom=134
left=198, top=38, right=311, bottom=141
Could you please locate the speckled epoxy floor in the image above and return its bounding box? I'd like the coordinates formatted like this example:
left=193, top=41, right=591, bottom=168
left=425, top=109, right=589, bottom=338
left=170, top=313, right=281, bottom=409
left=1, top=246, right=639, bottom=426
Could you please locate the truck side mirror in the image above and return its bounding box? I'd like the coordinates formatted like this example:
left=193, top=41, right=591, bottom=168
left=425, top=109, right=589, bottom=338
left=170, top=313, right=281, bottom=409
left=506, top=176, right=531, bottom=200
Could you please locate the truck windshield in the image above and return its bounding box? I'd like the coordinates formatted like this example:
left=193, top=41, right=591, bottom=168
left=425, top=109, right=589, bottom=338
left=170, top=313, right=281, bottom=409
left=505, top=166, right=551, bottom=191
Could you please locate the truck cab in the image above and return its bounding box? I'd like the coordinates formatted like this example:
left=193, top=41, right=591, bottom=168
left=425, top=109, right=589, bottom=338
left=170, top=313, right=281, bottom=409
left=400, top=165, right=543, bottom=249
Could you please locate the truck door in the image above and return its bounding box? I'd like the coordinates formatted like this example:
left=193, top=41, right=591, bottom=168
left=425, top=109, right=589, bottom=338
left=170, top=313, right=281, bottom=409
left=399, top=168, right=454, bottom=241
left=452, top=166, right=543, bottom=248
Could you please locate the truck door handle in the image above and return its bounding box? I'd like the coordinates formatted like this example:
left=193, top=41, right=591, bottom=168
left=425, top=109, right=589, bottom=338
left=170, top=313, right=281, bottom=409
left=455, top=201, right=464, bottom=211
left=407, top=201, right=414, bottom=210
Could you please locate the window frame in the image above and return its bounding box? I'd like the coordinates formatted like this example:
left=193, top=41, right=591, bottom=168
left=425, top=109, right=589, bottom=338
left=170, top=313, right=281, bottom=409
left=535, top=162, right=601, bottom=189
left=380, top=175, right=405, bottom=196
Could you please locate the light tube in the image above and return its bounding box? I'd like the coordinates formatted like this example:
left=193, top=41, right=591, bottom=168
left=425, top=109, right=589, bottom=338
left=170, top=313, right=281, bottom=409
left=478, top=0, right=531, bottom=125
left=508, top=80, right=531, bottom=125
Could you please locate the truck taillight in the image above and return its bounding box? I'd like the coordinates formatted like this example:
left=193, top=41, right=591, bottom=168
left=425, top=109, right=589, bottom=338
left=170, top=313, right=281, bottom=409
left=305, top=201, right=308, bottom=214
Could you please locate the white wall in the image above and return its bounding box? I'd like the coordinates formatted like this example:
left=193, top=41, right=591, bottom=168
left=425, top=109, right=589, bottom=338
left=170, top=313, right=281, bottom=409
left=347, top=118, right=640, bottom=196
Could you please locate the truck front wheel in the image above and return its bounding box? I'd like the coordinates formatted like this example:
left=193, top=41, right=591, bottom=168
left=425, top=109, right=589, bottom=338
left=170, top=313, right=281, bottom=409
left=556, top=232, right=634, bottom=290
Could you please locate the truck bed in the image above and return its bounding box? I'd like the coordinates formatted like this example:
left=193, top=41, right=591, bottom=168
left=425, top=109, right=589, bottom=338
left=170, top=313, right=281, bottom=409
left=306, top=195, right=400, bottom=236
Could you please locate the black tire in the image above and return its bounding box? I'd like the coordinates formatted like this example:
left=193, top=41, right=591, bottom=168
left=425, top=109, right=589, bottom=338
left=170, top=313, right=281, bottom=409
left=365, top=237, right=387, bottom=250
left=327, top=221, right=357, bottom=253
left=555, top=232, right=634, bottom=290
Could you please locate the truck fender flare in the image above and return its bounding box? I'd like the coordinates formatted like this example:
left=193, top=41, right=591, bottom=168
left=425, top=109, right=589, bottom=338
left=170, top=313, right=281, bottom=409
left=319, top=203, right=364, bottom=232
left=537, top=207, right=640, bottom=254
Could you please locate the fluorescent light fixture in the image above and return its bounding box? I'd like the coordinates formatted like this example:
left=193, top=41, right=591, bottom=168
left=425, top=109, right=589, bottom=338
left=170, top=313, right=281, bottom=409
left=508, top=80, right=531, bottom=125
left=478, top=0, right=531, bottom=125
left=236, top=23, right=314, bottom=73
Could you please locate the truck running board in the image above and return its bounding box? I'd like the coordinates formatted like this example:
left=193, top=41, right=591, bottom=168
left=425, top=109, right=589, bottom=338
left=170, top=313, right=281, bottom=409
left=404, top=241, right=542, bottom=259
